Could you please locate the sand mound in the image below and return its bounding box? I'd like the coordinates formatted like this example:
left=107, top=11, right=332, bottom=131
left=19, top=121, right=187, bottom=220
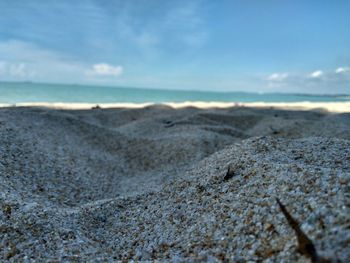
left=0, top=105, right=349, bottom=261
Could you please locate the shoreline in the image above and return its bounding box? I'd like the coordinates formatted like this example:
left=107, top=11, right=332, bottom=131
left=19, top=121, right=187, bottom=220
left=0, top=101, right=350, bottom=112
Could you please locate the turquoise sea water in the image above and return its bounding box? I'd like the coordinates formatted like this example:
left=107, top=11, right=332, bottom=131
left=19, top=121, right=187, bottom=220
left=0, top=82, right=349, bottom=104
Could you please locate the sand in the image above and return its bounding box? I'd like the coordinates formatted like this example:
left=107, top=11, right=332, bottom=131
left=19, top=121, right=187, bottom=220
left=1, top=101, right=350, bottom=112
left=0, top=103, right=349, bottom=262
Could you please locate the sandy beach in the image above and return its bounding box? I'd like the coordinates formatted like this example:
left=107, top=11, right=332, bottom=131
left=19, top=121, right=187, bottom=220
left=0, top=103, right=349, bottom=261
left=1, top=101, right=350, bottom=112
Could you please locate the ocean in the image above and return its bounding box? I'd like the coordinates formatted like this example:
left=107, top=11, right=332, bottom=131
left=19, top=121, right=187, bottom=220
left=0, top=81, right=349, bottom=104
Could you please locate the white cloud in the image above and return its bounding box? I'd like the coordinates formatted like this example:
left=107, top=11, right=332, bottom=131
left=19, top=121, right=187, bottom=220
left=0, top=40, right=89, bottom=82
left=267, top=73, right=288, bottom=81
left=87, top=63, right=123, bottom=77
left=0, top=40, right=125, bottom=83
left=0, top=61, right=36, bottom=78
left=309, top=70, right=323, bottom=78
left=10, top=63, right=36, bottom=77
left=265, top=67, right=350, bottom=94
left=335, top=67, right=350, bottom=74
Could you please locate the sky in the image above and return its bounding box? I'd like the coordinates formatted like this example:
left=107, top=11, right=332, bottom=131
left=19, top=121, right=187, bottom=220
left=0, top=0, right=349, bottom=94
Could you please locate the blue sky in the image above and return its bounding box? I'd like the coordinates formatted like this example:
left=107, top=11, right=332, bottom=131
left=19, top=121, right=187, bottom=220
left=0, top=0, right=349, bottom=94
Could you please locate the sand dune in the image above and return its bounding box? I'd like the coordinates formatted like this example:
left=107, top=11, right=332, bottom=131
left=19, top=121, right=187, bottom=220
left=0, top=105, right=349, bottom=261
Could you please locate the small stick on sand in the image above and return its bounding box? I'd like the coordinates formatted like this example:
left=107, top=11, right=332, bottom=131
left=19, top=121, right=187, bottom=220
left=224, top=166, right=235, bottom=180
left=276, top=198, right=331, bottom=263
